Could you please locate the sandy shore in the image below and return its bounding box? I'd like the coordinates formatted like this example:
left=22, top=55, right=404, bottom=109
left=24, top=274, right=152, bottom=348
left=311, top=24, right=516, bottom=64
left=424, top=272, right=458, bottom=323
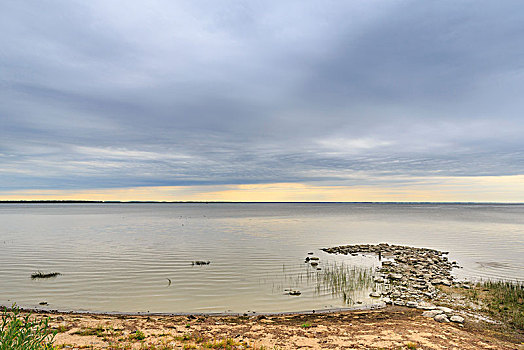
left=25, top=306, right=520, bottom=349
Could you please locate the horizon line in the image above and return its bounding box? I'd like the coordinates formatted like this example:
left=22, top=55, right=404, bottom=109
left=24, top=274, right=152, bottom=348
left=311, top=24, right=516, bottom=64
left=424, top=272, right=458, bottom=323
left=1, top=200, right=523, bottom=205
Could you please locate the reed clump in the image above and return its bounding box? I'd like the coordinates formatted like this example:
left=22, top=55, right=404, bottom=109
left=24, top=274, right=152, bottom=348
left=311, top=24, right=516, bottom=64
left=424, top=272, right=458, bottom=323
left=315, top=262, right=374, bottom=304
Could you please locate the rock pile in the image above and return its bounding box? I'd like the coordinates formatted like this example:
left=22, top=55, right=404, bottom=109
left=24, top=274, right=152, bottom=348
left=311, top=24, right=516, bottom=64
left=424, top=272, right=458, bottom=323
left=322, top=243, right=469, bottom=324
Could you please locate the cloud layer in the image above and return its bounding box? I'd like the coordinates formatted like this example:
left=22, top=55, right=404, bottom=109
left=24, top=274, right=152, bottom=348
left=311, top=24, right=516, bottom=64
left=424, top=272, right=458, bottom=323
left=1, top=1, right=523, bottom=198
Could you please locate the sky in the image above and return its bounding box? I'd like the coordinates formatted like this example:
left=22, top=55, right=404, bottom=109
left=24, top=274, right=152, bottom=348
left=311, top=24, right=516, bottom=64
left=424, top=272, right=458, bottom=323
left=1, top=0, right=523, bottom=202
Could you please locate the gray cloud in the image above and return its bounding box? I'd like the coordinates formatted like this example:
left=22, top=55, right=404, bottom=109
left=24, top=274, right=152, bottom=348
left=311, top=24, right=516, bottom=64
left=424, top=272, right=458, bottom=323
left=1, top=0, right=523, bottom=192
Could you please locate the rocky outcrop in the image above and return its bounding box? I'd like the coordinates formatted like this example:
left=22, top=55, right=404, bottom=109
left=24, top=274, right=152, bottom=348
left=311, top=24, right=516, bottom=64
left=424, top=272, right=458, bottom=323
left=322, top=243, right=469, bottom=324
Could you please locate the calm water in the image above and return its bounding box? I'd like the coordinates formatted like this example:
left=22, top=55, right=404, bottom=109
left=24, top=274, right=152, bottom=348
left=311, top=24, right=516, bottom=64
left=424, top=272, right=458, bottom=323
left=0, top=203, right=523, bottom=314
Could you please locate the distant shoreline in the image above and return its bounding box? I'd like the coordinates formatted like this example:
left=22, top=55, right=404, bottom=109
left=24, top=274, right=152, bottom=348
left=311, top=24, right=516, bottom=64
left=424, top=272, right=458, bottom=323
left=1, top=200, right=522, bottom=204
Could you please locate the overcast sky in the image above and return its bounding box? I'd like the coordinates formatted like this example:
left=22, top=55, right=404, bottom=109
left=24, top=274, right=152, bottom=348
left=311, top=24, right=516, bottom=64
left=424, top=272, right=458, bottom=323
left=1, top=1, right=523, bottom=201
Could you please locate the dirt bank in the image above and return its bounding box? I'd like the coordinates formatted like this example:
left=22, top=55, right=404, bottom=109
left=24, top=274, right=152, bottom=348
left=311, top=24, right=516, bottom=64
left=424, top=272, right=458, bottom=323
left=28, top=306, right=521, bottom=349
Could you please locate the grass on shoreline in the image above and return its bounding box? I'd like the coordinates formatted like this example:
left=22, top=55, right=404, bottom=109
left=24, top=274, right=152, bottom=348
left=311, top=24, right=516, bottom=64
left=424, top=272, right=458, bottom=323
left=0, top=305, right=56, bottom=350
left=469, top=280, right=524, bottom=331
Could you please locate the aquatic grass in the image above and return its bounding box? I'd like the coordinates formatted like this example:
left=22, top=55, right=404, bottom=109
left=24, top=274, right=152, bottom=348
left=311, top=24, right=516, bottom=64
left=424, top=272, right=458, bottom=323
left=272, top=261, right=375, bottom=305
left=315, top=262, right=374, bottom=304
left=30, top=272, right=61, bottom=280
left=0, top=305, right=56, bottom=350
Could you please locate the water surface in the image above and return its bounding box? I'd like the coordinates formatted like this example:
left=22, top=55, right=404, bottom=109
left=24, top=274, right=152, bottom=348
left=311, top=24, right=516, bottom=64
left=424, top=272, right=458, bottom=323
left=0, top=203, right=522, bottom=313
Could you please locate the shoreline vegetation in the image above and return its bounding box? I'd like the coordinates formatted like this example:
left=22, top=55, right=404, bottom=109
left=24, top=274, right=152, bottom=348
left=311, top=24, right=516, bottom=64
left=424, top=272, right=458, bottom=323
left=2, top=244, right=523, bottom=349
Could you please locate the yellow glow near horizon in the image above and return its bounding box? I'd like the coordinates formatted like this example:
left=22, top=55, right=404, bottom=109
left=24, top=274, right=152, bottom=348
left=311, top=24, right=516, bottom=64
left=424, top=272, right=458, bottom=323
left=1, top=175, right=523, bottom=202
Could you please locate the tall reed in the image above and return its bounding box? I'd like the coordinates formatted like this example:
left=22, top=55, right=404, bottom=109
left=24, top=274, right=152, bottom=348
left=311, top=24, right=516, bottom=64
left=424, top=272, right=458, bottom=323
left=315, top=262, right=374, bottom=304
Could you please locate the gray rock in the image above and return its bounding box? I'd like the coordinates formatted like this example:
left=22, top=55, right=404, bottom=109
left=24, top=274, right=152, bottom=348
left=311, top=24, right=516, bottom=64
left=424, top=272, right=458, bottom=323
left=450, top=315, right=464, bottom=323
left=369, top=292, right=381, bottom=298
left=434, top=314, right=450, bottom=323
left=422, top=310, right=443, bottom=318
left=406, top=301, right=418, bottom=308
left=389, top=273, right=403, bottom=280
left=417, top=302, right=436, bottom=310
left=437, top=306, right=453, bottom=314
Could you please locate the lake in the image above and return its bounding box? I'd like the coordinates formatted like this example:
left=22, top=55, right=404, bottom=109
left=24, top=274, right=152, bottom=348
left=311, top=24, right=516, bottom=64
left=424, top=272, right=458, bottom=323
left=0, top=203, right=523, bottom=314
